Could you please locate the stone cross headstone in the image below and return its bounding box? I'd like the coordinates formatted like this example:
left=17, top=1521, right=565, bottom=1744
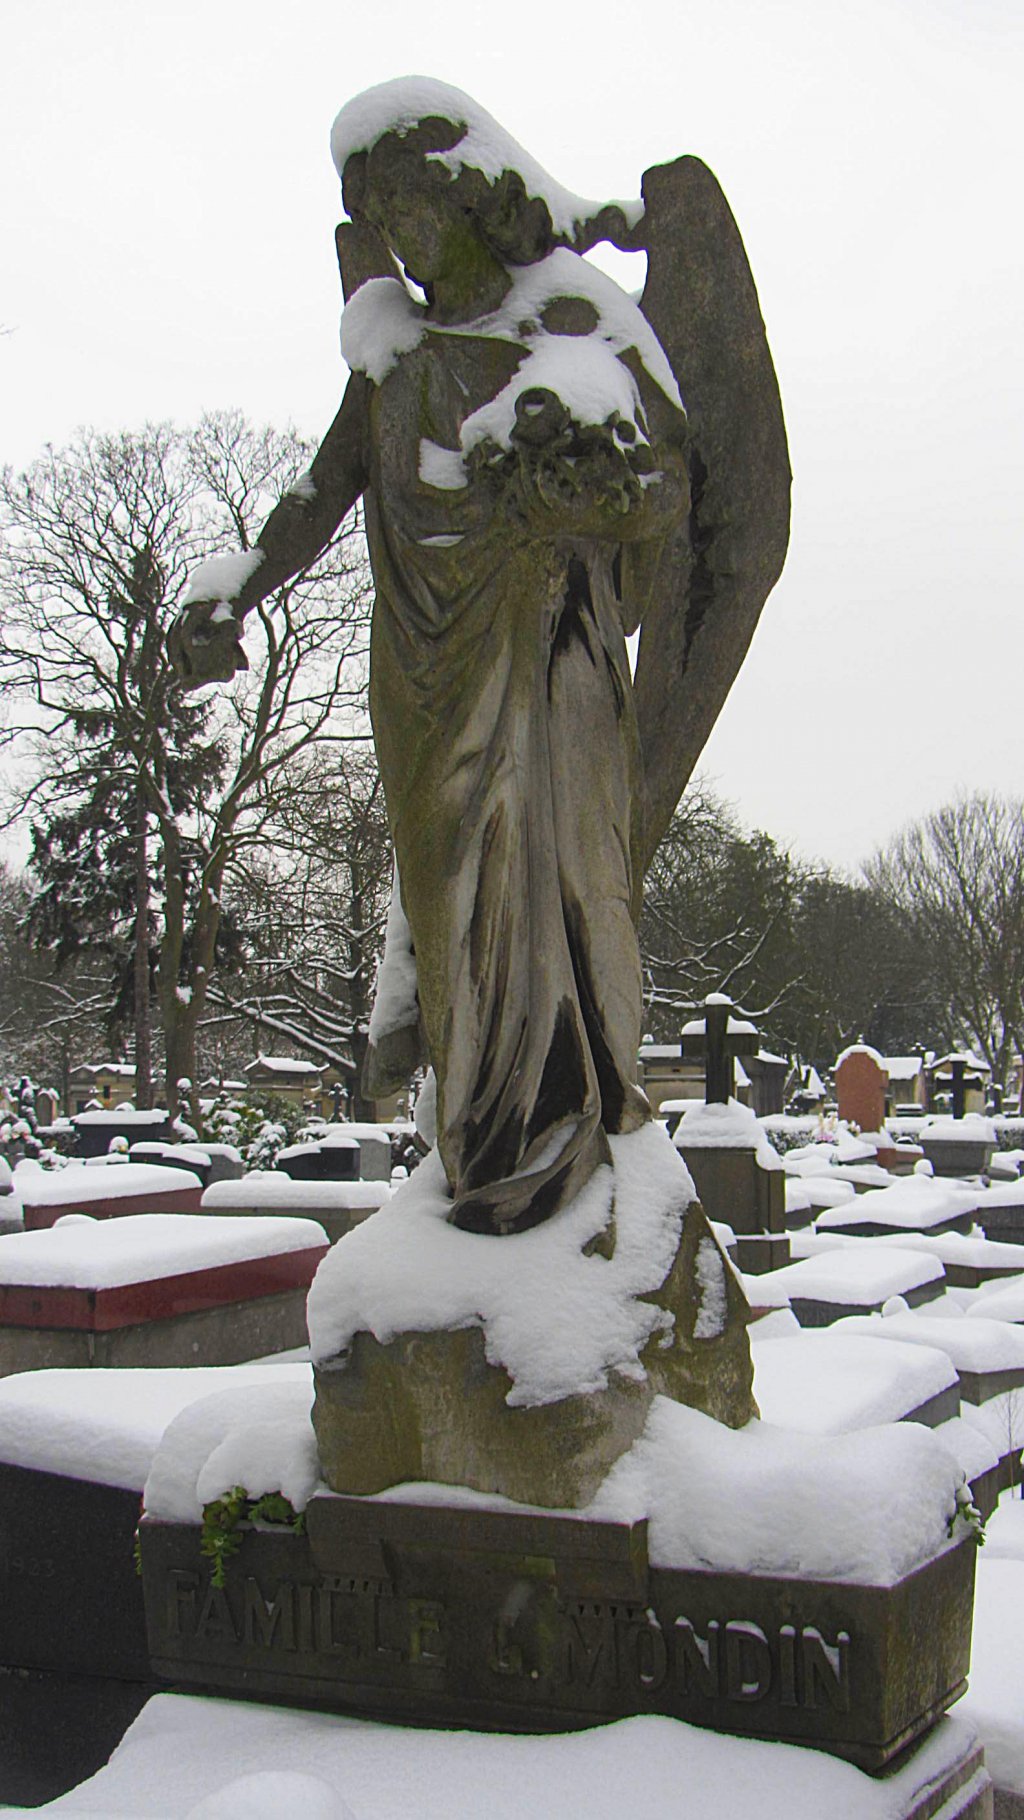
left=681, top=995, right=759, bottom=1104
left=948, top=1057, right=968, bottom=1120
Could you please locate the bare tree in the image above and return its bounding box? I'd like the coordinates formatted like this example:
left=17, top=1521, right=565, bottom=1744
left=639, top=782, right=801, bottom=1038
left=867, top=794, right=1024, bottom=1089
left=0, top=414, right=372, bottom=1109
left=205, top=748, right=391, bottom=1114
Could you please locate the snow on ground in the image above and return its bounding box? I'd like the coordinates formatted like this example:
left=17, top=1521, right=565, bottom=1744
left=981, top=1490, right=1024, bottom=1559
left=750, top=1330, right=957, bottom=1431
left=963, top=1553, right=1024, bottom=1797
left=0, top=1214, right=327, bottom=1289
left=0, top=1363, right=312, bottom=1491
left=20, top=1696, right=985, bottom=1819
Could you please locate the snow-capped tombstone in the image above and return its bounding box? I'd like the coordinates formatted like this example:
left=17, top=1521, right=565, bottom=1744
left=835, top=1044, right=887, bottom=1137
left=977, top=1176, right=1024, bottom=1247
left=675, top=999, right=789, bottom=1274
left=275, top=1134, right=359, bottom=1184
left=71, top=1106, right=173, bottom=1159
left=920, top=1108, right=997, bottom=1181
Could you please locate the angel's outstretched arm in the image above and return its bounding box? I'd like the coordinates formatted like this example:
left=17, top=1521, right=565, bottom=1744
left=170, top=371, right=371, bottom=686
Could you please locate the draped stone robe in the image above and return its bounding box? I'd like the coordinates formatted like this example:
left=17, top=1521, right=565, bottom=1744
left=365, top=323, right=688, bottom=1234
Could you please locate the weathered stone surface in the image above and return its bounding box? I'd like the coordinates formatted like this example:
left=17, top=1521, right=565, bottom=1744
left=312, top=1194, right=755, bottom=1507
left=313, top=1323, right=653, bottom=1508
left=0, top=1462, right=150, bottom=1680
left=734, top=1233, right=792, bottom=1274
left=0, top=1672, right=154, bottom=1809
left=641, top=1200, right=758, bottom=1426
left=0, top=1285, right=312, bottom=1377
left=678, top=1145, right=786, bottom=1238
left=139, top=1495, right=976, bottom=1774
left=922, top=1135, right=997, bottom=1179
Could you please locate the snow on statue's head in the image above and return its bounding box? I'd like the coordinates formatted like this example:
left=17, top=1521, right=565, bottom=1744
left=331, top=76, right=636, bottom=271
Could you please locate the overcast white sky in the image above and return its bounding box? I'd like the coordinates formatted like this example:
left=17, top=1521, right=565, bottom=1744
left=2, top=0, right=1022, bottom=873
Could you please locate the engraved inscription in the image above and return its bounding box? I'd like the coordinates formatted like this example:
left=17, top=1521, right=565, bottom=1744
left=165, top=1569, right=447, bottom=1675
left=161, top=1568, right=852, bottom=1714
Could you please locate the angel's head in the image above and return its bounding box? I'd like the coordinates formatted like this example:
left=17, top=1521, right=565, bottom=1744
left=332, top=79, right=635, bottom=285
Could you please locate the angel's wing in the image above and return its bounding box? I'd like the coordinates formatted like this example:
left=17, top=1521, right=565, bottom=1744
left=630, top=157, right=791, bottom=872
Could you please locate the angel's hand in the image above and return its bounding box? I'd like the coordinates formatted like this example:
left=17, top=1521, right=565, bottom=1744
left=168, top=599, right=249, bottom=689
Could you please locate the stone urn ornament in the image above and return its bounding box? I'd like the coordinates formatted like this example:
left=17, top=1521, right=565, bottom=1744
left=171, top=77, right=791, bottom=1506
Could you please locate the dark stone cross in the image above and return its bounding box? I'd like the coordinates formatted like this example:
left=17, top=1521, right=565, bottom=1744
left=935, top=1054, right=977, bottom=1120
left=680, top=994, right=760, bottom=1105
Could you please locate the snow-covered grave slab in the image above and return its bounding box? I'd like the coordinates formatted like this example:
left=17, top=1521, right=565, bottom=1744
left=813, top=1177, right=981, bottom=1240
left=0, top=1363, right=314, bottom=1719
left=788, top=1223, right=1024, bottom=1291
left=202, top=1173, right=391, bottom=1244
left=19, top=1694, right=992, bottom=1820
left=750, top=1330, right=960, bottom=1431
left=0, top=1360, right=313, bottom=1491
left=0, top=1214, right=328, bottom=1374
left=832, top=1311, right=1024, bottom=1405
left=788, top=1174, right=857, bottom=1220
left=963, top=1275, right=1024, bottom=1327
left=129, top=1141, right=245, bottom=1186
left=745, top=1244, right=946, bottom=1327
left=929, top=1415, right=1004, bottom=1521
left=920, top=1115, right=997, bottom=1180
left=18, top=1160, right=204, bottom=1229
left=956, top=1388, right=1024, bottom=1501
left=975, top=1176, right=1024, bottom=1246
left=826, top=1162, right=897, bottom=1194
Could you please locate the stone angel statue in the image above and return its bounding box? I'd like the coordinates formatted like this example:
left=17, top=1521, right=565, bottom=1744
left=171, top=78, right=790, bottom=1240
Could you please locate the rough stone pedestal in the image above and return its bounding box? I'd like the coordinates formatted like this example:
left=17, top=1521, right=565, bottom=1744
left=313, top=1194, right=755, bottom=1509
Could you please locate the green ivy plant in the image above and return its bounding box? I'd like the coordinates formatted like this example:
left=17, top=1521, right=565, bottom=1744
left=948, top=1475, right=986, bottom=1546
left=200, top=1486, right=307, bottom=1588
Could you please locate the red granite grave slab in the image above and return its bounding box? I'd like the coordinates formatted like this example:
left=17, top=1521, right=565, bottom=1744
left=22, top=1185, right=204, bottom=1229
left=0, top=1244, right=328, bottom=1331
